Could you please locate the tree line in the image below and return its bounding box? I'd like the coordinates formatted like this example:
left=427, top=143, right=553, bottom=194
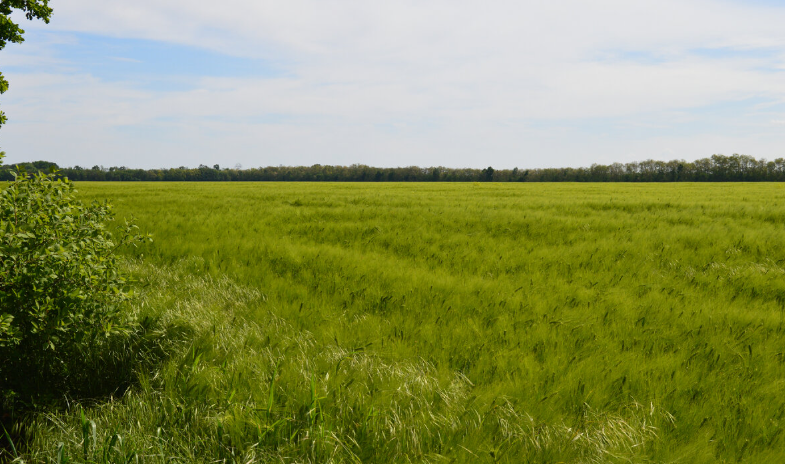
left=3, top=154, right=785, bottom=182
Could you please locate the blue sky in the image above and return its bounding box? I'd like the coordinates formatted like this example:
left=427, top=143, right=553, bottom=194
left=4, top=31, right=284, bottom=89
left=2, top=0, right=785, bottom=169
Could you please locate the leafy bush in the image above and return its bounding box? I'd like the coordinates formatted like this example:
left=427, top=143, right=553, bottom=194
left=0, top=153, right=149, bottom=398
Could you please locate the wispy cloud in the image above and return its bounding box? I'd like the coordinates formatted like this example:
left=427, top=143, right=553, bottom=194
left=3, top=0, right=785, bottom=168
left=109, top=56, right=142, bottom=63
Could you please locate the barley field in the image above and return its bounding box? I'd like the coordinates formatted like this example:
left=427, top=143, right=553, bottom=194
left=11, top=182, right=785, bottom=463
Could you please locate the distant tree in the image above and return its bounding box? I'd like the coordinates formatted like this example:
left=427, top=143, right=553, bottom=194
left=20, top=154, right=785, bottom=183
left=482, top=166, right=494, bottom=182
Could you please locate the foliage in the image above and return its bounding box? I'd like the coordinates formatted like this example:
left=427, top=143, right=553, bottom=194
left=0, top=0, right=53, bottom=127
left=481, top=165, right=495, bottom=181
left=0, top=159, right=57, bottom=175
left=0, top=153, right=149, bottom=397
left=22, top=153, right=785, bottom=182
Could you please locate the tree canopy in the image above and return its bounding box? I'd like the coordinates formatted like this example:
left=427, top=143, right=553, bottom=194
left=9, top=153, right=785, bottom=183
left=0, top=0, right=52, bottom=126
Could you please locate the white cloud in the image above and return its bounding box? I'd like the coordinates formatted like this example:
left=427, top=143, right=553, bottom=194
left=4, top=0, right=785, bottom=167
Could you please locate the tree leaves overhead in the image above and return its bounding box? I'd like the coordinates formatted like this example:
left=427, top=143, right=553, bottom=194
left=0, top=0, right=52, bottom=48
left=0, top=0, right=52, bottom=128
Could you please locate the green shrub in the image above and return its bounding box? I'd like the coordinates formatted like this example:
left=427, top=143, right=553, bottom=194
left=0, top=153, right=149, bottom=398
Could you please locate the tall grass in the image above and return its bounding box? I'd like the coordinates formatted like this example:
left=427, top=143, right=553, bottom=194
left=8, top=258, right=667, bottom=463
left=6, top=182, right=785, bottom=462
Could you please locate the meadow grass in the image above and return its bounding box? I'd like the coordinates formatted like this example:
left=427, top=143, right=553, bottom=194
left=6, top=182, right=785, bottom=463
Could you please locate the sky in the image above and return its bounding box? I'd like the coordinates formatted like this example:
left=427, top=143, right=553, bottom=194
left=2, top=0, right=785, bottom=169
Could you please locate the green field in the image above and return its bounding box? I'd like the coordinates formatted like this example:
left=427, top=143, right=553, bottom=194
left=11, top=182, right=785, bottom=463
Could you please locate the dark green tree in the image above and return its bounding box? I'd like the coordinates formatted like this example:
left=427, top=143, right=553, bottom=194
left=481, top=166, right=494, bottom=182
left=0, top=153, right=150, bottom=397
left=0, top=0, right=52, bottom=127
